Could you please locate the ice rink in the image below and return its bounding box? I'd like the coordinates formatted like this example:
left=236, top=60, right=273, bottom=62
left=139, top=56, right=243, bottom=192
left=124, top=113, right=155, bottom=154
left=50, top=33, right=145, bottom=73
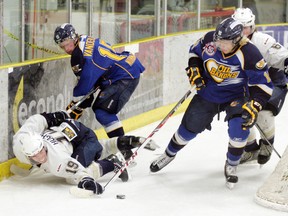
left=1, top=98, right=288, bottom=216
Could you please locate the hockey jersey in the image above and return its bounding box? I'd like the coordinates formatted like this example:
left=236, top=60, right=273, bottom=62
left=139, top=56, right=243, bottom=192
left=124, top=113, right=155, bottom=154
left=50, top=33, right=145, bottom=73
left=12, top=114, right=96, bottom=184
left=249, top=31, right=288, bottom=70
left=189, top=31, right=273, bottom=106
left=71, top=35, right=145, bottom=97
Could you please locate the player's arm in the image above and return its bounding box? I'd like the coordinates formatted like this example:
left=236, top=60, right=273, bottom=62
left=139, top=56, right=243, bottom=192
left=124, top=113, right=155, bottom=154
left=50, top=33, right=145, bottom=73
left=186, top=32, right=212, bottom=90
left=241, top=45, right=273, bottom=129
left=48, top=155, right=103, bottom=195
left=73, top=60, right=104, bottom=97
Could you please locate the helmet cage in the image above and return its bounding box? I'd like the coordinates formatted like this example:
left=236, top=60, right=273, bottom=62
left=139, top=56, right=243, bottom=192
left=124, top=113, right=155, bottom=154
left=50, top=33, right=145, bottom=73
left=54, top=23, right=77, bottom=45
left=213, top=18, right=243, bottom=44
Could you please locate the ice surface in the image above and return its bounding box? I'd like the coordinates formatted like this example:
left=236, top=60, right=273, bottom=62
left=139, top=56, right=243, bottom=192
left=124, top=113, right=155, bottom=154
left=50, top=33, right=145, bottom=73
left=1, top=99, right=288, bottom=216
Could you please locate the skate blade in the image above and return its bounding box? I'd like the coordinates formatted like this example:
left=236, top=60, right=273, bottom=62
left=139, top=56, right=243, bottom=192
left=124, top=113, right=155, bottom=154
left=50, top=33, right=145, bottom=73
left=240, top=159, right=258, bottom=165
left=225, top=181, right=235, bottom=190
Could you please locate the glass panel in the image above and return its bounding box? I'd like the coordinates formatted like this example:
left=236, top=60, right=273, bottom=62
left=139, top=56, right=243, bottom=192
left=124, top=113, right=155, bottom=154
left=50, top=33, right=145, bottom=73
left=3, top=0, right=21, bottom=63
left=23, top=0, right=69, bottom=60
left=91, top=0, right=122, bottom=44
left=1, top=0, right=287, bottom=65
left=71, top=0, right=89, bottom=36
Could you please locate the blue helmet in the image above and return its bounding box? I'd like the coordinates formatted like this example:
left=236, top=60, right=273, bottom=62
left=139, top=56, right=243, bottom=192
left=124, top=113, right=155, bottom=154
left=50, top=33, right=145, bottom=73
left=214, top=18, right=243, bottom=43
left=54, top=23, right=78, bottom=44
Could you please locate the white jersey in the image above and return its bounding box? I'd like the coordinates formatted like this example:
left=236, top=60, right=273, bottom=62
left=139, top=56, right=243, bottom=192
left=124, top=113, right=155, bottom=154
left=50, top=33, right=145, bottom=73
left=250, top=31, right=288, bottom=70
left=13, top=114, right=94, bottom=184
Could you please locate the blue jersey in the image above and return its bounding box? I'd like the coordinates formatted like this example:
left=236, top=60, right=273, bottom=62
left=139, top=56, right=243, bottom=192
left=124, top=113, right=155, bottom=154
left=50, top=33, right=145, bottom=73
left=72, top=35, right=145, bottom=97
left=189, top=31, right=273, bottom=105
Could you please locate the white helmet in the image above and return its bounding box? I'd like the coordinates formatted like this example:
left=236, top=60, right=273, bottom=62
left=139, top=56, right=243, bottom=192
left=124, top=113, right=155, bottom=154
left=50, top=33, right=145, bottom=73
left=19, top=132, right=44, bottom=157
left=232, top=8, right=255, bottom=32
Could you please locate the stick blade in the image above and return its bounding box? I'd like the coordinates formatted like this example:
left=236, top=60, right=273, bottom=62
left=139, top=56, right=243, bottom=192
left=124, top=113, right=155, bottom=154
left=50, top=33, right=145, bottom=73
left=69, top=186, right=95, bottom=198
left=10, top=164, right=31, bottom=177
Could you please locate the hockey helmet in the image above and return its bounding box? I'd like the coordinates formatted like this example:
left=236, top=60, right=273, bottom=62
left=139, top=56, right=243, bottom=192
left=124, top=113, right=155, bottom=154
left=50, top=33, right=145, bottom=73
left=54, top=23, right=78, bottom=44
left=232, top=8, right=256, bottom=32
left=20, top=131, right=44, bottom=157
left=214, top=18, right=243, bottom=44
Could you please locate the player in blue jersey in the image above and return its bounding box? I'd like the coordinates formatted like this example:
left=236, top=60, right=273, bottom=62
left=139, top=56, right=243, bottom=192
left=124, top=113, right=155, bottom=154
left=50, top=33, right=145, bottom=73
left=150, top=18, right=273, bottom=189
left=54, top=23, right=145, bottom=160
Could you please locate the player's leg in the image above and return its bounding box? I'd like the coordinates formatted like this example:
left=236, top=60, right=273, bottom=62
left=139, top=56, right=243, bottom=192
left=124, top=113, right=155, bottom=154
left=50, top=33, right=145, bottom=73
left=150, top=95, right=218, bottom=173
left=93, top=79, right=140, bottom=160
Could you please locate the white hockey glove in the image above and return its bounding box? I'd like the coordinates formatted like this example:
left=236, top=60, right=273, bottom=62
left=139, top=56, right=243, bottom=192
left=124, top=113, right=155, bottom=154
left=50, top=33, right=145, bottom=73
left=78, top=177, right=104, bottom=195
left=241, top=100, right=262, bottom=130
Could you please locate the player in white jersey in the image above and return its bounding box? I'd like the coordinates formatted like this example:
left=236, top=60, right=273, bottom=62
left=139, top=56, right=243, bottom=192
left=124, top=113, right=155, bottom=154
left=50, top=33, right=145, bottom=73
left=232, top=8, right=288, bottom=165
left=13, top=111, right=146, bottom=195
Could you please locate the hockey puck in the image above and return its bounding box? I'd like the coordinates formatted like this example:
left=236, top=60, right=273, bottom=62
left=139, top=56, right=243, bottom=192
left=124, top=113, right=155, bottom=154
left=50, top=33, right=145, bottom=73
left=116, top=194, right=126, bottom=199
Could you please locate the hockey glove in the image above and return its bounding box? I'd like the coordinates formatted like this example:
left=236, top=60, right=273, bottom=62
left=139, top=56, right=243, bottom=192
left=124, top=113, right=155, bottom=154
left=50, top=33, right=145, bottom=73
left=117, top=136, right=145, bottom=150
left=78, top=177, right=104, bottom=195
left=186, top=67, right=205, bottom=90
left=241, top=100, right=262, bottom=129
left=66, top=100, right=84, bottom=120
left=117, top=136, right=159, bottom=151
left=79, top=94, right=94, bottom=109
left=41, top=111, right=69, bottom=127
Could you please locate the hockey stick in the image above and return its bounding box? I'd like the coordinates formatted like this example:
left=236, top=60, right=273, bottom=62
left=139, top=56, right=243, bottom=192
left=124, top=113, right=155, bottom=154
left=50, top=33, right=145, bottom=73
left=255, top=123, right=281, bottom=158
left=69, top=87, right=195, bottom=197
left=103, top=87, right=195, bottom=190
left=66, top=87, right=100, bottom=114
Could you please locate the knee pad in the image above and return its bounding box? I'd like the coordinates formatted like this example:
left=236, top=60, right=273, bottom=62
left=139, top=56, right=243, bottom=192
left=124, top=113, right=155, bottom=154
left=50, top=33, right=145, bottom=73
left=228, top=117, right=249, bottom=148
left=98, top=137, right=119, bottom=159
left=256, top=110, right=275, bottom=139
left=87, top=161, right=103, bottom=180
left=247, top=126, right=257, bottom=144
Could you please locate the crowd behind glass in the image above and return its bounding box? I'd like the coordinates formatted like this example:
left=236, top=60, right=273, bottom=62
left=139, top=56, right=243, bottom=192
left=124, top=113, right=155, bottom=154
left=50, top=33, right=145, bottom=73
left=1, top=0, right=287, bottom=65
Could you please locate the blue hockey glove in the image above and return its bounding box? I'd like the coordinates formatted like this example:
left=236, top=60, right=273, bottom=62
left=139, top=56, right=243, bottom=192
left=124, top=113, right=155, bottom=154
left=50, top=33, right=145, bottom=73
left=186, top=67, right=205, bottom=90
left=78, top=177, right=104, bottom=195
left=241, top=100, right=262, bottom=129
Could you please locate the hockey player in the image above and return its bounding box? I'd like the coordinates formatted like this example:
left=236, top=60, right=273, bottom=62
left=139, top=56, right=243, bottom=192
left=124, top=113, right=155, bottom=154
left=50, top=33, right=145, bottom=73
left=232, top=8, right=288, bottom=165
left=150, top=18, right=273, bottom=188
left=13, top=111, right=146, bottom=195
left=53, top=23, right=145, bottom=160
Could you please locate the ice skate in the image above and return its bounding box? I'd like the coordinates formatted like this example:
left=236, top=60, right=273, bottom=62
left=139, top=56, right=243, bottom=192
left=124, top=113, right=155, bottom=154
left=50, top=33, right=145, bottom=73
left=107, top=153, right=130, bottom=182
left=258, top=140, right=273, bottom=165
left=240, top=149, right=259, bottom=164
left=150, top=152, right=175, bottom=173
left=224, top=161, right=238, bottom=189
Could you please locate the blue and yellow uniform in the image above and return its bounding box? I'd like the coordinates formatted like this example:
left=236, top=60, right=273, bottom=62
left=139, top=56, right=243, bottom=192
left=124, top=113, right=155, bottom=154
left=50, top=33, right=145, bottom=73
left=190, top=31, right=272, bottom=105
left=70, top=35, right=145, bottom=140
left=71, top=35, right=145, bottom=97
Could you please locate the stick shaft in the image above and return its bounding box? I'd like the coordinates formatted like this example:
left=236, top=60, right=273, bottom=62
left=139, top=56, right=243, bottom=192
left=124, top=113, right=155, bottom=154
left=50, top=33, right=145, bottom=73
left=255, top=123, right=281, bottom=158
left=66, top=87, right=99, bottom=113
left=103, top=88, right=195, bottom=189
